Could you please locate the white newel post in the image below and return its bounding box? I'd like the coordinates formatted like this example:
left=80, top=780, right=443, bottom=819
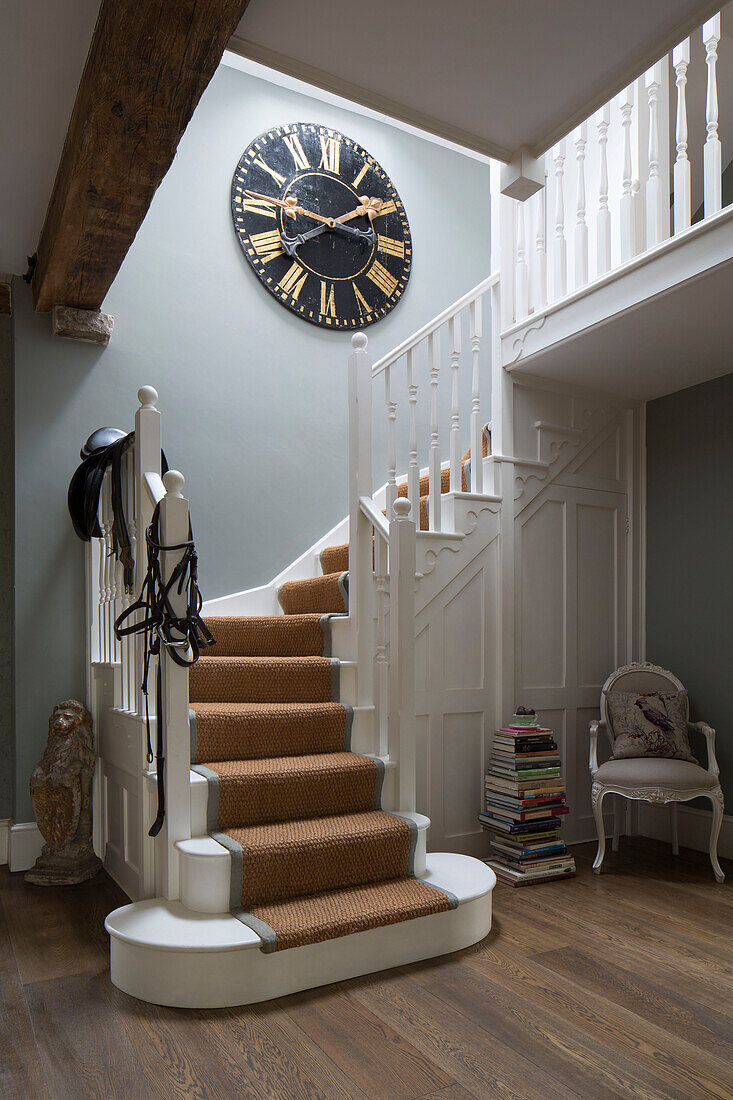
left=574, top=122, right=589, bottom=287
left=673, top=39, right=691, bottom=233
left=552, top=140, right=567, bottom=299
left=703, top=14, right=722, bottom=218
left=134, top=387, right=161, bottom=718
left=645, top=62, right=667, bottom=248
left=156, top=471, right=192, bottom=900
left=619, top=85, right=635, bottom=262
left=597, top=106, right=611, bottom=274
left=348, top=333, right=375, bottom=709
left=389, top=498, right=416, bottom=812
left=514, top=200, right=529, bottom=320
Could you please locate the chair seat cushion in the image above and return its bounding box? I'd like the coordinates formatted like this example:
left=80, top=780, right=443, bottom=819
left=594, top=757, right=718, bottom=790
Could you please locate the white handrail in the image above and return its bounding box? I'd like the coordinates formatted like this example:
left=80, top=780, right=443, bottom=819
left=371, top=272, right=499, bottom=377
left=359, top=495, right=389, bottom=541
left=144, top=471, right=166, bottom=506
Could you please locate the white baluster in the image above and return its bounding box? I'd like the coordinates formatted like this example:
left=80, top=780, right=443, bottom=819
left=673, top=39, right=691, bottom=233
left=703, top=14, right=722, bottom=218
left=552, top=140, right=567, bottom=298
left=348, top=333, right=376, bottom=716
left=427, top=330, right=441, bottom=531
left=645, top=62, right=666, bottom=247
left=619, top=85, right=635, bottom=262
left=385, top=362, right=397, bottom=521
left=448, top=313, right=462, bottom=493
left=596, top=105, right=611, bottom=274
left=135, top=386, right=161, bottom=716
left=374, top=534, right=389, bottom=758
left=515, top=201, right=529, bottom=319
left=469, top=298, right=483, bottom=493
left=574, top=122, right=589, bottom=287
left=406, top=349, right=419, bottom=521
left=389, top=498, right=416, bottom=813
left=534, top=184, right=547, bottom=308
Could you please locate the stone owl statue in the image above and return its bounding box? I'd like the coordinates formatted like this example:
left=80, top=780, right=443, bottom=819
left=25, top=700, right=102, bottom=886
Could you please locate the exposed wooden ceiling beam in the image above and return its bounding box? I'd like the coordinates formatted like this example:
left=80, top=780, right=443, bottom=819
left=32, top=0, right=251, bottom=314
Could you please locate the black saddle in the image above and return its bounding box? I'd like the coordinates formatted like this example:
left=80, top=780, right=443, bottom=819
left=68, top=427, right=167, bottom=591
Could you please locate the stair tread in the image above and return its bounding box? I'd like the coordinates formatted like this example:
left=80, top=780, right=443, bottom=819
left=190, top=655, right=337, bottom=704
left=191, top=700, right=351, bottom=763
left=203, top=614, right=328, bottom=657
left=248, top=875, right=455, bottom=953
left=224, top=810, right=412, bottom=910
left=279, top=572, right=348, bottom=615
left=202, top=752, right=380, bottom=828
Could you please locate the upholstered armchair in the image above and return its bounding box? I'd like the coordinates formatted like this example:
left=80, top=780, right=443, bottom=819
left=589, top=662, right=724, bottom=882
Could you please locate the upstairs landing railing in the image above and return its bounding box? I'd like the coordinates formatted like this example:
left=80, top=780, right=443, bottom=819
left=88, top=387, right=192, bottom=900
left=498, top=9, right=729, bottom=328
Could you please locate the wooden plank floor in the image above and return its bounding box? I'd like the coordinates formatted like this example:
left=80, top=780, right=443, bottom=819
left=1, top=838, right=731, bottom=1100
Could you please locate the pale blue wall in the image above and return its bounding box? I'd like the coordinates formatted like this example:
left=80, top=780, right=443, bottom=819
left=10, top=63, right=490, bottom=820
left=646, top=373, right=733, bottom=805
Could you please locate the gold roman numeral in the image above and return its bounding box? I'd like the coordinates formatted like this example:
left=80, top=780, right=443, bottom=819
left=242, top=196, right=277, bottom=219
left=353, top=282, right=371, bottom=316
left=250, top=229, right=284, bottom=263
left=252, top=156, right=286, bottom=186
left=319, top=135, right=341, bottom=174
left=373, top=199, right=397, bottom=219
left=320, top=281, right=337, bottom=316
left=353, top=162, right=369, bottom=188
left=278, top=262, right=308, bottom=299
left=366, top=261, right=398, bottom=297
left=283, top=133, right=309, bottom=170
left=378, top=235, right=404, bottom=258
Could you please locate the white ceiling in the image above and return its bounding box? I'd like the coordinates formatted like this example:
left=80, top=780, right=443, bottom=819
left=0, top=0, right=724, bottom=277
left=231, top=0, right=722, bottom=160
left=0, top=1, right=101, bottom=276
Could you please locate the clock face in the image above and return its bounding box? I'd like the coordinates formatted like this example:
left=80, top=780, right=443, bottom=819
left=231, top=123, right=412, bottom=329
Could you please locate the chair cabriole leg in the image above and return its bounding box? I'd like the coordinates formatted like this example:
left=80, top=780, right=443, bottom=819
left=591, top=783, right=606, bottom=874
left=709, top=788, right=725, bottom=883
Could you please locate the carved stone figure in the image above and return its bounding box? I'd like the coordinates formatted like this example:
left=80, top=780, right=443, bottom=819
left=26, top=700, right=102, bottom=886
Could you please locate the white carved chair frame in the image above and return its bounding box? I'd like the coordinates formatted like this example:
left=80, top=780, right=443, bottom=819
left=589, top=661, right=724, bottom=883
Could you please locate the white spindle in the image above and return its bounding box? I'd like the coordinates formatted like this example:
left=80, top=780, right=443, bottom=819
left=574, top=122, right=589, bottom=287
left=534, top=185, right=547, bottom=308
left=134, top=387, right=161, bottom=716
left=673, top=39, right=691, bottom=233
left=619, top=85, right=635, bottom=262
left=703, top=14, right=722, bottom=218
left=552, top=140, right=567, bottom=298
left=348, top=333, right=375, bottom=715
left=596, top=105, right=611, bottom=274
left=427, top=330, right=441, bottom=531
left=406, top=349, right=419, bottom=520
left=645, top=62, right=666, bottom=247
left=515, top=201, right=529, bottom=319
left=469, top=298, right=483, bottom=493
left=389, top=498, right=416, bottom=812
left=385, top=363, right=397, bottom=522
left=374, top=534, right=389, bottom=758
left=157, top=470, right=192, bottom=901
left=448, top=314, right=462, bottom=493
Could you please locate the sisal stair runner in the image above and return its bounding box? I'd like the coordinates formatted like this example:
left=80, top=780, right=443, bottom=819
left=191, top=611, right=455, bottom=952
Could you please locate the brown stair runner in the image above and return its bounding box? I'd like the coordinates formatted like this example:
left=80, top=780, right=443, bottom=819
left=191, top=610, right=456, bottom=953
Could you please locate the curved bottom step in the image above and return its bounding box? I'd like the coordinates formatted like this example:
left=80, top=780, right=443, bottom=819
left=105, top=853, right=495, bottom=1008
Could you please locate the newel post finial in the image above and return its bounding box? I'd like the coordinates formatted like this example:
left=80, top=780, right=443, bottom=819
left=162, top=470, right=185, bottom=498
left=351, top=332, right=368, bottom=351
left=392, top=497, right=411, bottom=520
left=137, top=385, right=158, bottom=410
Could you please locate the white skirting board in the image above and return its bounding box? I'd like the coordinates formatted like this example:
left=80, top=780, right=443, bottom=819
left=5, top=821, right=44, bottom=872
left=0, top=818, right=9, bottom=865
left=637, top=802, right=733, bottom=860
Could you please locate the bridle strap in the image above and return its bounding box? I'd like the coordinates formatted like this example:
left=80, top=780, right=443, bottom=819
left=115, top=503, right=214, bottom=836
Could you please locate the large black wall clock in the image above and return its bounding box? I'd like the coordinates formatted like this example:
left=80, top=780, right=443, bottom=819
left=231, top=122, right=412, bottom=329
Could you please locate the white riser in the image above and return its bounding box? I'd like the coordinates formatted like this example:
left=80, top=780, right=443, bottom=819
left=176, top=808, right=429, bottom=915
left=106, top=853, right=495, bottom=1008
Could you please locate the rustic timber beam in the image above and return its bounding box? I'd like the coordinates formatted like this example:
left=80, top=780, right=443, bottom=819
left=32, top=0, right=251, bottom=314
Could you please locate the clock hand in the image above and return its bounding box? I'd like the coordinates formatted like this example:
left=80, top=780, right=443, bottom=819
left=334, top=196, right=384, bottom=224
left=244, top=190, right=336, bottom=226
left=280, top=222, right=376, bottom=257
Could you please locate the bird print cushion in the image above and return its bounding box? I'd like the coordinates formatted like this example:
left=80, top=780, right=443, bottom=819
left=604, top=690, right=697, bottom=762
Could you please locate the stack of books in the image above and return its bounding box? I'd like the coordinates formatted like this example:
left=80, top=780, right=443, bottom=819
left=480, top=718, right=576, bottom=886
